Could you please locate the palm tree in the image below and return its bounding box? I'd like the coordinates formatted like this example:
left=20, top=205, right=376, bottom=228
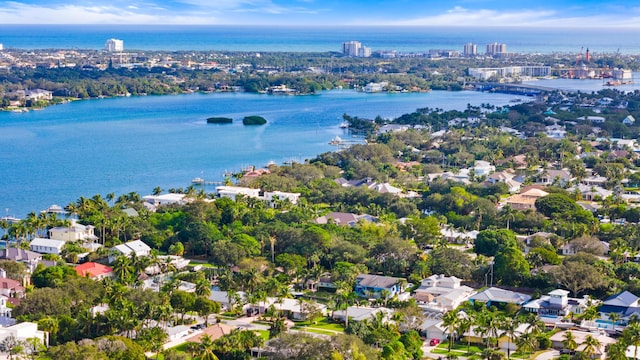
left=456, top=314, right=473, bottom=355
left=606, top=341, right=629, bottom=360
left=624, top=322, right=640, bottom=359
left=198, top=335, right=219, bottom=360
left=609, top=312, right=622, bottom=333
left=195, top=276, right=212, bottom=298
left=581, top=334, right=601, bottom=359
left=562, top=331, right=578, bottom=353
left=501, top=316, right=520, bottom=359
left=442, top=310, right=459, bottom=353
left=516, top=332, right=536, bottom=358
left=112, top=255, right=135, bottom=285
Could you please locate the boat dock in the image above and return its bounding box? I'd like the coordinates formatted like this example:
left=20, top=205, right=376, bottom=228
left=192, top=177, right=224, bottom=186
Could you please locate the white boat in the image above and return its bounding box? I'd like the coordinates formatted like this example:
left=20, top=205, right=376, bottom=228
left=329, top=136, right=343, bottom=145
left=266, top=160, right=276, bottom=167
left=192, top=177, right=205, bottom=185
left=339, top=122, right=349, bottom=129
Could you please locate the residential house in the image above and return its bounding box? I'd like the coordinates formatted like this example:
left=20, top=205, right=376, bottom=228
left=186, top=323, right=234, bottom=343
left=48, top=219, right=97, bottom=242
left=413, top=274, right=476, bottom=312
left=30, top=237, right=65, bottom=255
left=440, top=227, right=478, bottom=244
left=545, top=124, right=567, bottom=139
left=505, top=188, right=550, bottom=210
left=216, top=186, right=261, bottom=201
left=314, top=212, right=377, bottom=227
left=487, top=171, right=522, bottom=193
left=472, top=160, right=495, bottom=177
left=598, top=291, right=640, bottom=324
left=420, top=319, right=447, bottom=341
left=332, top=306, right=394, bottom=323
left=623, top=115, right=636, bottom=126
left=355, top=274, right=409, bottom=300
left=469, top=287, right=532, bottom=307
left=539, top=169, right=574, bottom=187
left=0, top=297, right=13, bottom=320
left=0, top=278, right=25, bottom=298
left=523, top=289, right=589, bottom=317
left=263, top=191, right=300, bottom=207
left=0, top=248, right=42, bottom=271
left=549, top=330, right=616, bottom=359
left=244, top=297, right=327, bottom=321
left=0, top=322, right=48, bottom=348
left=426, top=171, right=471, bottom=185
left=209, top=290, right=246, bottom=312
left=109, top=240, right=152, bottom=262
left=577, top=116, right=606, bottom=124
left=580, top=175, right=608, bottom=187
left=568, top=184, right=613, bottom=202
left=142, top=193, right=189, bottom=207
left=74, top=262, right=114, bottom=280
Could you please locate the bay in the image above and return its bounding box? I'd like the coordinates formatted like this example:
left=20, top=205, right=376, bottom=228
left=0, top=25, right=639, bottom=54
left=0, top=90, right=524, bottom=218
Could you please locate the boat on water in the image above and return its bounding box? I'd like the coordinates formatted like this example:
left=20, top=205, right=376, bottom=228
left=191, top=177, right=205, bottom=185
left=265, top=160, right=277, bottom=167
left=339, top=122, right=349, bottom=129
left=604, top=80, right=633, bottom=86
left=329, top=136, right=343, bottom=145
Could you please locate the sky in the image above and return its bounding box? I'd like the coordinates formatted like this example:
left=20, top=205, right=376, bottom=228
left=2, top=0, right=640, bottom=27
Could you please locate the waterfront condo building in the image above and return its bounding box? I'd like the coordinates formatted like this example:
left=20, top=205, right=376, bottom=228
left=342, top=41, right=371, bottom=57
left=463, top=43, right=477, bottom=57
left=486, top=42, right=507, bottom=56
left=105, top=38, right=124, bottom=52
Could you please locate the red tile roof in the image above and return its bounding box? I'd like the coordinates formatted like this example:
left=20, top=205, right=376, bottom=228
left=75, top=262, right=113, bottom=278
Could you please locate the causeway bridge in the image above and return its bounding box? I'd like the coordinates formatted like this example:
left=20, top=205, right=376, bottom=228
left=470, top=82, right=561, bottom=96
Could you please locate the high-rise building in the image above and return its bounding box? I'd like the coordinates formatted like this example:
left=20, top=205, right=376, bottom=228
left=342, top=41, right=361, bottom=57
left=105, top=38, right=124, bottom=52
left=463, top=43, right=477, bottom=57
left=358, top=46, right=371, bottom=57
left=486, top=42, right=507, bottom=56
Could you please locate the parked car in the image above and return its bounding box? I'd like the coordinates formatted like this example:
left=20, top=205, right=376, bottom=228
left=429, top=338, right=440, bottom=346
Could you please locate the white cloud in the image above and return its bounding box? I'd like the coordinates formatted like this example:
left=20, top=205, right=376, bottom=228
left=353, top=6, right=640, bottom=28
left=0, top=2, right=218, bottom=24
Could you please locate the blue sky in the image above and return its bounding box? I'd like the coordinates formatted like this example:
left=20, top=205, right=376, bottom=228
left=1, top=0, right=640, bottom=26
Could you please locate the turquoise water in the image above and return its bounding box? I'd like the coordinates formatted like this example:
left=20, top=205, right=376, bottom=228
left=1, top=25, right=639, bottom=54
left=0, top=90, right=525, bottom=217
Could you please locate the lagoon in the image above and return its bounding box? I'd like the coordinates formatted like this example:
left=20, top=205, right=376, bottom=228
left=0, top=89, right=525, bottom=218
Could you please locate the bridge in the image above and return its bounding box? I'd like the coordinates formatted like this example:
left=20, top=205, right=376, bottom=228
left=470, top=82, right=561, bottom=96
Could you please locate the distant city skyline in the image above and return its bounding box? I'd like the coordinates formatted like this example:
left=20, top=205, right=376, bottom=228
left=1, top=0, right=640, bottom=26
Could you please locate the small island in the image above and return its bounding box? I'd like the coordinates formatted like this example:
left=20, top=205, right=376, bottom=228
left=242, top=115, right=267, bottom=125
left=206, top=117, right=233, bottom=124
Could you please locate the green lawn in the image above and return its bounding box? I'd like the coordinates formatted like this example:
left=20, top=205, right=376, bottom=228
left=255, top=330, right=270, bottom=341
left=292, top=318, right=345, bottom=333
left=433, top=342, right=485, bottom=355
left=292, top=327, right=337, bottom=336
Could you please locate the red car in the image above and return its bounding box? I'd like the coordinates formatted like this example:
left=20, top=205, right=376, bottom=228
left=429, top=339, right=440, bottom=346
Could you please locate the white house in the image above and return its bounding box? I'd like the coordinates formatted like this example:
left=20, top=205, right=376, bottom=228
left=414, top=275, right=476, bottom=312
left=623, top=115, right=636, bottom=126
left=0, top=322, right=47, bottom=348
left=471, top=160, right=495, bottom=177
left=216, top=186, right=261, bottom=201
left=263, top=191, right=300, bottom=207
left=110, top=240, right=152, bottom=262
left=48, top=219, right=97, bottom=242
left=30, top=238, right=65, bottom=255
left=142, top=193, right=189, bottom=207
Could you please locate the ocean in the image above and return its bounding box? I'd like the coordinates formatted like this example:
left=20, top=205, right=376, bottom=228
left=0, top=90, right=526, bottom=218
left=0, top=25, right=639, bottom=54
